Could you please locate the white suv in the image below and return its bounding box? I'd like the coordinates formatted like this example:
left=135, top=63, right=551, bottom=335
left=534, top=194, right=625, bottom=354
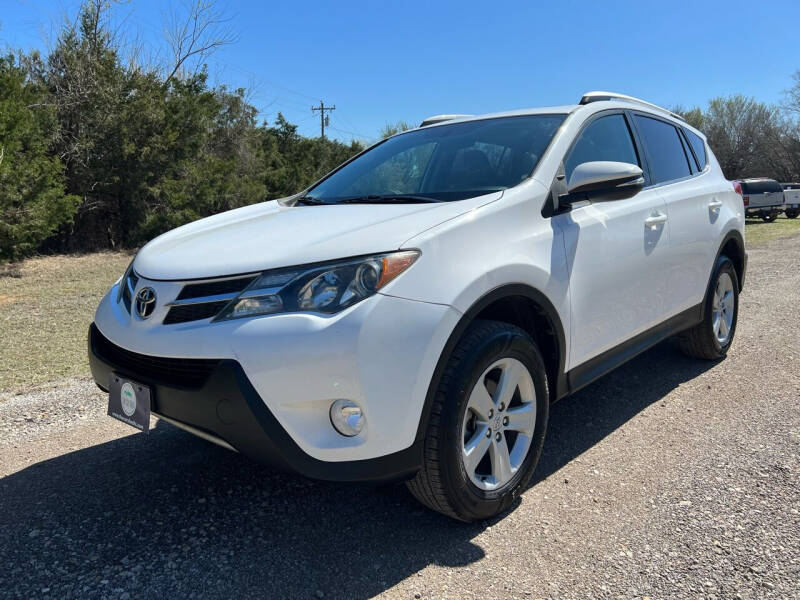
left=90, top=91, right=746, bottom=521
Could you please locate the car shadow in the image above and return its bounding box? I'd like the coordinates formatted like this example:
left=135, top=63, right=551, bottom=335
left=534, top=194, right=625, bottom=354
left=0, top=340, right=717, bottom=599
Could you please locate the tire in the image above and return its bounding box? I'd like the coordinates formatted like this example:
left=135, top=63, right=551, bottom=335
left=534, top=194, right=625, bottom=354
left=786, top=209, right=799, bottom=219
left=761, top=212, right=778, bottom=222
left=676, top=256, right=739, bottom=360
left=406, top=319, right=549, bottom=522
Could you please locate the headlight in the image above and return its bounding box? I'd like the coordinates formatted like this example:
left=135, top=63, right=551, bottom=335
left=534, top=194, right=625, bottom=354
left=214, top=250, right=419, bottom=321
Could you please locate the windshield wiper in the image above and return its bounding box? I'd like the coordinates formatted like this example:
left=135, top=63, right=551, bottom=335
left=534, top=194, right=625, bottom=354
left=294, top=195, right=327, bottom=205
left=336, top=194, right=443, bottom=204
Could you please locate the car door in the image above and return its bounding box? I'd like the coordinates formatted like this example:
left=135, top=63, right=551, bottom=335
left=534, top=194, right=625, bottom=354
left=632, top=115, right=719, bottom=313
left=769, top=180, right=785, bottom=208
left=555, top=111, right=673, bottom=372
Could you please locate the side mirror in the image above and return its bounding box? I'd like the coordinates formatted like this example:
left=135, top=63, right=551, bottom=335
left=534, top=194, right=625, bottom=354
left=566, top=161, right=644, bottom=196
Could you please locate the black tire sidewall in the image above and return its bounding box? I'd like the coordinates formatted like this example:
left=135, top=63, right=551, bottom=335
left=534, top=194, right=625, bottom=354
left=438, top=324, right=549, bottom=521
left=705, top=257, right=739, bottom=355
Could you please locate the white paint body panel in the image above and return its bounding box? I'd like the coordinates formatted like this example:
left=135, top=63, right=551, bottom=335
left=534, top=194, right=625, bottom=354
left=94, top=98, right=744, bottom=464
left=555, top=188, right=672, bottom=369
left=134, top=193, right=502, bottom=280
left=95, top=284, right=460, bottom=461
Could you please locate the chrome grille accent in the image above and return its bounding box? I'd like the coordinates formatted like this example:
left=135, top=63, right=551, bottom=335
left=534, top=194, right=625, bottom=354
left=164, top=274, right=257, bottom=325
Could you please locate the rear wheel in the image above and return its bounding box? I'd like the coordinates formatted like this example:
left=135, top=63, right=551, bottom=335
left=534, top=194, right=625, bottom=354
left=406, top=320, right=549, bottom=521
left=785, top=209, right=799, bottom=219
left=761, top=211, right=778, bottom=222
left=676, top=256, right=739, bottom=360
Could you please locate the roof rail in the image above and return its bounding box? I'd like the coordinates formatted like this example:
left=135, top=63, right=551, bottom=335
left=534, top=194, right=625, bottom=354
left=579, top=91, right=685, bottom=122
left=419, top=114, right=473, bottom=127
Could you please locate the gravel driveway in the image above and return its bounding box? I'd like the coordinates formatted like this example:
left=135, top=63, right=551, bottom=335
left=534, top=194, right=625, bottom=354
left=1, top=235, right=798, bottom=599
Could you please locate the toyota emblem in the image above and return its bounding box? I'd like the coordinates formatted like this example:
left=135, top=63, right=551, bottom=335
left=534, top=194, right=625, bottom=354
left=135, top=287, right=157, bottom=319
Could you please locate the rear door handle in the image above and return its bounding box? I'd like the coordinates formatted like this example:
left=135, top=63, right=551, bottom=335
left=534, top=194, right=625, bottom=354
left=708, top=199, right=723, bottom=211
left=644, top=212, right=668, bottom=229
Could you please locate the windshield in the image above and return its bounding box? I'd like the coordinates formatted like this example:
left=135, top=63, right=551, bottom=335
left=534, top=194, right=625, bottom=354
left=306, top=114, right=566, bottom=203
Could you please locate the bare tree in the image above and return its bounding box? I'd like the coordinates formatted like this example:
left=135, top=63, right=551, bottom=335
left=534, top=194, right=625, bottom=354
left=164, top=0, right=237, bottom=85
left=380, top=121, right=412, bottom=139
left=697, top=95, right=783, bottom=180
left=783, top=70, right=800, bottom=118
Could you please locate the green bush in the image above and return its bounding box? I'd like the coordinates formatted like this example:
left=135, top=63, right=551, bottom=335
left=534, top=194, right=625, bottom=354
left=0, top=55, right=79, bottom=261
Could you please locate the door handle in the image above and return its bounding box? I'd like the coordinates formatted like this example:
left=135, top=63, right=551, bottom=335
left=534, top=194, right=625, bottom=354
left=644, top=212, right=668, bottom=229
left=708, top=199, right=723, bottom=211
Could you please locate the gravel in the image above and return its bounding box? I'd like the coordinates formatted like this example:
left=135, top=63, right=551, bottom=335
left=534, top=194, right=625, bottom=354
left=1, top=234, right=798, bottom=599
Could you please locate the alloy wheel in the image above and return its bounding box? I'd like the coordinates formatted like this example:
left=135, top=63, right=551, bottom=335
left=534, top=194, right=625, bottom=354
left=461, top=357, right=536, bottom=491
left=712, top=271, right=735, bottom=345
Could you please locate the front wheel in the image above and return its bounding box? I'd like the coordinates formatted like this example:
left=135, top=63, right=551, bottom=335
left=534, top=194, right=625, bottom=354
left=785, top=209, right=799, bottom=219
left=676, top=256, right=739, bottom=360
left=406, top=320, right=549, bottom=521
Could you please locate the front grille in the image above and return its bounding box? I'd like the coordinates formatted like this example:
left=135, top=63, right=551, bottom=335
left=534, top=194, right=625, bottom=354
left=164, top=274, right=256, bottom=325
left=163, top=301, right=230, bottom=325
left=91, top=324, right=220, bottom=388
left=176, top=276, right=256, bottom=300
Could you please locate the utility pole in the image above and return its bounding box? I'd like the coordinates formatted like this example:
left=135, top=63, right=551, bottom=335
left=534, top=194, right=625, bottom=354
left=311, top=100, right=335, bottom=139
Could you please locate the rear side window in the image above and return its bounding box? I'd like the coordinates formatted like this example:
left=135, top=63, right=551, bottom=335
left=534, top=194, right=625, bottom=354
left=633, top=115, right=692, bottom=184
left=742, top=180, right=781, bottom=194
left=679, top=132, right=699, bottom=173
left=684, top=129, right=707, bottom=170
left=564, top=114, right=639, bottom=181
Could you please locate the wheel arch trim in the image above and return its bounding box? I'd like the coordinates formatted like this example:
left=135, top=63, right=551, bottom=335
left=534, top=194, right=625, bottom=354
left=700, top=229, right=746, bottom=321
left=413, top=283, right=568, bottom=446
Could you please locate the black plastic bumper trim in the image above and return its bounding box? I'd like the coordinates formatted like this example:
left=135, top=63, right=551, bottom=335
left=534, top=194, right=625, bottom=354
left=88, top=324, right=422, bottom=483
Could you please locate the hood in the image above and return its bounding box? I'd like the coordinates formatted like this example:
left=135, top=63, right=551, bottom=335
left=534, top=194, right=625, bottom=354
left=133, top=193, right=502, bottom=280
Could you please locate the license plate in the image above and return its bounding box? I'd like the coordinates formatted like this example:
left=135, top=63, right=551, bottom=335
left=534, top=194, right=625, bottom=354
left=108, top=374, right=152, bottom=432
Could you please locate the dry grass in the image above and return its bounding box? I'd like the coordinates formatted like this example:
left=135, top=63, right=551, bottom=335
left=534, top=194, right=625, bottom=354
left=745, top=213, right=800, bottom=246
left=0, top=252, right=131, bottom=394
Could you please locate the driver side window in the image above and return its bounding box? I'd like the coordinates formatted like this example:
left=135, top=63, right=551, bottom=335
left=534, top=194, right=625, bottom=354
left=564, top=114, right=639, bottom=182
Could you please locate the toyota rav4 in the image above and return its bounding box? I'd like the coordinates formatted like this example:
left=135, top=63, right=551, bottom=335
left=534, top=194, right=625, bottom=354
left=89, top=91, right=746, bottom=521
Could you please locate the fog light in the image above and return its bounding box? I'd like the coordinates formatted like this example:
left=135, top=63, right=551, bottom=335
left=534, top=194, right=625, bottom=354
left=329, top=399, right=364, bottom=437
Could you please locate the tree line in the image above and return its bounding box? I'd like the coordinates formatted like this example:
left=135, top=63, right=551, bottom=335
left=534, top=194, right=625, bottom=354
left=674, top=86, right=800, bottom=184
left=0, top=1, right=363, bottom=262
left=3, top=1, right=800, bottom=263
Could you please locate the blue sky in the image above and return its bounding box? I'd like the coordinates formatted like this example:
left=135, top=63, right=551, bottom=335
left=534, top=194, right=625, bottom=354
left=3, top=0, right=800, bottom=143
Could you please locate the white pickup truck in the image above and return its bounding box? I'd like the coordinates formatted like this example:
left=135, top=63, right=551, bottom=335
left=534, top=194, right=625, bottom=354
left=781, top=183, right=800, bottom=219
left=739, top=178, right=785, bottom=222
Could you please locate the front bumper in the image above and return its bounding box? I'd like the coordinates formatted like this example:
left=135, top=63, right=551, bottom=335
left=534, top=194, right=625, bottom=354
left=89, top=323, right=421, bottom=482
left=91, top=274, right=461, bottom=480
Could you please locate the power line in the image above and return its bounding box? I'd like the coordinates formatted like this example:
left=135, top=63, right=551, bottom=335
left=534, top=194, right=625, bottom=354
left=311, top=100, right=336, bottom=139
left=327, top=125, right=374, bottom=143
left=334, top=109, right=370, bottom=137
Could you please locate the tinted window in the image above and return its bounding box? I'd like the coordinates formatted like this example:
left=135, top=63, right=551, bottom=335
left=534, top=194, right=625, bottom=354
left=684, top=129, right=707, bottom=170
left=308, top=115, right=566, bottom=203
left=742, top=179, right=781, bottom=194
left=634, top=115, right=692, bottom=184
left=564, top=114, right=639, bottom=181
